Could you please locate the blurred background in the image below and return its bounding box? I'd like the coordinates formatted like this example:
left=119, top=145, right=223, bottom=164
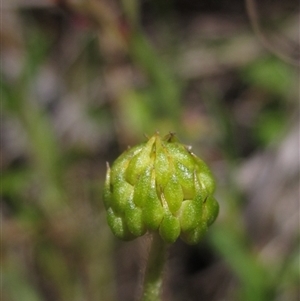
left=1, top=0, right=299, bottom=301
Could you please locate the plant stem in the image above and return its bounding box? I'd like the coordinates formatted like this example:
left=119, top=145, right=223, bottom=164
left=141, top=233, right=168, bottom=301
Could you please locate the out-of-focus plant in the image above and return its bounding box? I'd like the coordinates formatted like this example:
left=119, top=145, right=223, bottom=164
left=2, top=23, right=116, bottom=301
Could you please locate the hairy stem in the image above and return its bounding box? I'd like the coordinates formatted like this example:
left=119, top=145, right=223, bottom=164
left=141, top=233, right=168, bottom=301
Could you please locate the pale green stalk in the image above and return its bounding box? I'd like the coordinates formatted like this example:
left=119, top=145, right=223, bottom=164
left=141, top=233, right=168, bottom=301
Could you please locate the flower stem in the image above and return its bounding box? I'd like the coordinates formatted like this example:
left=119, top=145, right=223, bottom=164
left=141, top=233, right=168, bottom=301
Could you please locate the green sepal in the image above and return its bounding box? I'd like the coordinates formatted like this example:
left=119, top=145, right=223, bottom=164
left=163, top=174, right=183, bottom=214
left=159, top=213, right=181, bottom=243
left=175, top=162, right=195, bottom=199
left=111, top=179, right=133, bottom=213
left=142, top=177, right=164, bottom=230
left=133, top=167, right=152, bottom=207
left=110, top=144, right=143, bottom=182
left=154, top=138, right=171, bottom=189
left=125, top=136, right=156, bottom=185
left=107, top=208, right=133, bottom=240
left=193, top=155, right=216, bottom=194
left=180, top=221, right=208, bottom=245
left=203, top=196, right=219, bottom=226
left=125, top=200, right=146, bottom=237
left=164, top=142, right=194, bottom=171
left=178, top=200, right=199, bottom=232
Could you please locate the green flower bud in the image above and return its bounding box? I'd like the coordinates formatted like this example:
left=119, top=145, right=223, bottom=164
left=103, top=133, right=219, bottom=244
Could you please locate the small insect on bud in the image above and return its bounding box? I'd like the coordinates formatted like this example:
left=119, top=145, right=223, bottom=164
left=103, top=133, right=219, bottom=244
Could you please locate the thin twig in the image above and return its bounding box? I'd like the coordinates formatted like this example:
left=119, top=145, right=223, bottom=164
left=245, top=0, right=300, bottom=67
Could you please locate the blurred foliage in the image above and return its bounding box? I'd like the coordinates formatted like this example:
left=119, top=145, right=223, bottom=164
left=1, top=1, right=299, bottom=301
left=243, top=57, right=296, bottom=97
left=241, top=56, right=297, bottom=146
